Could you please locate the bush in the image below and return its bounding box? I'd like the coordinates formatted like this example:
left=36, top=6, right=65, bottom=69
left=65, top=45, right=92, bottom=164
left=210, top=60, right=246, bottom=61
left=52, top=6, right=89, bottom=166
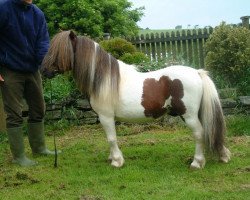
left=43, top=74, right=75, bottom=103
left=120, top=52, right=150, bottom=65
left=100, top=37, right=137, bottom=59
left=205, top=22, right=250, bottom=95
left=100, top=37, right=149, bottom=65
left=226, top=115, right=250, bottom=136
left=137, top=55, right=188, bottom=72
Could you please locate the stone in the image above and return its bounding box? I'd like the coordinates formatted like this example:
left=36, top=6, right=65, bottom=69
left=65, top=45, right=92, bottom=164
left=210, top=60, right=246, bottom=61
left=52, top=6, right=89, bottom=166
left=220, top=98, right=237, bottom=108
left=239, top=96, right=250, bottom=106
left=76, top=99, right=91, bottom=110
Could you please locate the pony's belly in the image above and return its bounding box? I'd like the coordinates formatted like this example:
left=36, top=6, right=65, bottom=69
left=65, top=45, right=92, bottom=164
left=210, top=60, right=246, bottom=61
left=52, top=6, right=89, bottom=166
left=115, top=106, right=148, bottom=122
left=115, top=116, right=154, bottom=123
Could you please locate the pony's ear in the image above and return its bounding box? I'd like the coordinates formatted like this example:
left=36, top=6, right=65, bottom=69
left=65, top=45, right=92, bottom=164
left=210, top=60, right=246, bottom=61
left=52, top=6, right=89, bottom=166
left=69, top=30, right=77, bottom=41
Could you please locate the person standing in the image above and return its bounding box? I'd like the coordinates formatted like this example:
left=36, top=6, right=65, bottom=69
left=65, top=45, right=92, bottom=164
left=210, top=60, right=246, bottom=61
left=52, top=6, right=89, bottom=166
left=0, top=0, right=58, bottom=166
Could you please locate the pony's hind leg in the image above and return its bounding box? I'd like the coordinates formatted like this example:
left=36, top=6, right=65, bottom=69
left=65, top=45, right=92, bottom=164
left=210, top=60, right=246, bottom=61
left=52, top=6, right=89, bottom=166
left=99, top=114, right=124, bottom=167
left=185, top=116, right=206, bottom=169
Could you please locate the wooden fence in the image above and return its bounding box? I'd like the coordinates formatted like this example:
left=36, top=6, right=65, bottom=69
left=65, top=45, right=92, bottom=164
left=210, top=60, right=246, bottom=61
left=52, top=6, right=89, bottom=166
left=128, top=27, right=213, bottom=68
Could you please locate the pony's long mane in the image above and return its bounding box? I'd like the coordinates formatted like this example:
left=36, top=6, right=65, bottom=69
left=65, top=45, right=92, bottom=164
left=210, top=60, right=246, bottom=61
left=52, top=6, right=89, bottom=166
left=42, top=31, right=120, bottom=105
left=42, top=31, right=74, bottom=72
left=73, top=36, right=120, bottom=104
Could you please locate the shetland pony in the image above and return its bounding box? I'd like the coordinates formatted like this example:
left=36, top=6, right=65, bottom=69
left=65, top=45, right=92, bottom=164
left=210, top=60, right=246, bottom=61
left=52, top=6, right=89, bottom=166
left=41, top=31, right=231, bottom=169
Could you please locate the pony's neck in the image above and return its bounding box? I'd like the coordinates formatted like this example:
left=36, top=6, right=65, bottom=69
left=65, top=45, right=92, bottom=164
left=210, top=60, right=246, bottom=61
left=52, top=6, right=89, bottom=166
left=73, top=36, right=120, bottom=105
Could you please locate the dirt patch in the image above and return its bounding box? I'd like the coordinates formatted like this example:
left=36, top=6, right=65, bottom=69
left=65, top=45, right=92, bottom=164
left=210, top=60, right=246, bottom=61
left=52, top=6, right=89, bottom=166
left=229, top=136, right=250, bottom=145
left=1, top=172, right=39, bottom=189
left=240, top=184, right=250, bottom=190
left=79, top=195, right=103, bottom=200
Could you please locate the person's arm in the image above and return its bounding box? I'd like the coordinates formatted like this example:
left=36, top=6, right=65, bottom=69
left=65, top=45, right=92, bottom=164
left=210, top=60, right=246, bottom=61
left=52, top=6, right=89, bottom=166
left=0, top=2, right=7, bottom=29
left=35, top=13, right=50, bottom=67
left=0, top=3, right=7, bottom=82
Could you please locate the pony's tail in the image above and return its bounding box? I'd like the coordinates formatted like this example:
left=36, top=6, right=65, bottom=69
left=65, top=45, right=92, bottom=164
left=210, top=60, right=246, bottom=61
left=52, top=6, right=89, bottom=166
left=198, top=70, right=226, bottom=155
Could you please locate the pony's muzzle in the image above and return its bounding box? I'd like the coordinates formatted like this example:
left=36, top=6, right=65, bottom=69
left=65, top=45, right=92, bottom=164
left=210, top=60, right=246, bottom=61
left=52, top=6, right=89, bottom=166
left=41, top=68, right=57, bottom=79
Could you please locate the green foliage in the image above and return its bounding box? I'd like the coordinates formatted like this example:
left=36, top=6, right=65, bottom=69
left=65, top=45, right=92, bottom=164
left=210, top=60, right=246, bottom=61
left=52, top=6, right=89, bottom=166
left=35, top=0, right=144, bottom=38
left=43, top=74, right=74, bottom=103
left=100, top=37, right=149, bottom=64
left=226, top=115, right=250, bottom=136
left=120, top=52, right=150, bottom=64
left=96, top=0, right=144, bottom=36
left=45, top=119, right=72, bottom=136
left=100, top=37, right=137, bottom=58
left=137, top=55, right=188, bottom=72
left=0, top=131, right=7, bottom=144
left=205, top=22, right=250, bottom=95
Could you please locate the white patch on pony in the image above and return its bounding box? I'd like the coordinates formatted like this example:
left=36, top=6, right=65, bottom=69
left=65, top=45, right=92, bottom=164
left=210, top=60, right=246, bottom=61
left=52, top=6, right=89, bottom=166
left=96, top=53, right=114, bottom=106
left=163, top=98, right=172, bottom=110
left=103, top=54, right=112, bottom=100
left=89, top=43, right=113, bottom=106
left=114, top=62, right=147, bottom=119
left=90, top=42, right=97, bottom=87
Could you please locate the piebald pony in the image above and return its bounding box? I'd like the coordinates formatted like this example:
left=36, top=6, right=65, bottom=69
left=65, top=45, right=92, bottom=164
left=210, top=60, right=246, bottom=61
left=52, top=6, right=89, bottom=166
left=42, top=31, right=231, bottom=169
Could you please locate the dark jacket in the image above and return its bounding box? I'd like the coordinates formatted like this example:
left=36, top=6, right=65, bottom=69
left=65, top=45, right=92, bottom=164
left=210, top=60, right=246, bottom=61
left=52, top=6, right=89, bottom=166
left=0, top=0, right=49, bottom=72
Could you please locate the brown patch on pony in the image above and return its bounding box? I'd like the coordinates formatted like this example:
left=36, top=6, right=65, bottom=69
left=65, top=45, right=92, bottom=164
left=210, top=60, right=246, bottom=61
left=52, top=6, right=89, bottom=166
left=141, top=76, right=171, bottom=118
left=141, top=76, right=186, bottom=118
left=169, top=79, right=186, bottom=116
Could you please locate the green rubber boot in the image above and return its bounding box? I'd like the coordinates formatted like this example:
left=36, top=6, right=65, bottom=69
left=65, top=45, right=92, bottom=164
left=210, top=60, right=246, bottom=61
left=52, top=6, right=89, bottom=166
left=28, top=122, right=60, bottom=155
left=7, top=127, right=37, bottom=167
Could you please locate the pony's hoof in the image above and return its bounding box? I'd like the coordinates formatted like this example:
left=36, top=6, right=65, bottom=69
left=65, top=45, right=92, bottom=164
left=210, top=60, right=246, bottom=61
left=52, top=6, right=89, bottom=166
left=190, top=158, right=205, bottom=169
left=220, top=147, right=231, bottom=163
left=190, top=163, right=201, bottom=170
left=111, top=156, right=124, bottom=168
left=220, top=157, right=230, bottom=163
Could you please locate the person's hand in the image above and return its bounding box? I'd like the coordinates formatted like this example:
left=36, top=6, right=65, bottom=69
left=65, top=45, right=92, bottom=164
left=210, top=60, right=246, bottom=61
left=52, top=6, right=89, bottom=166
left=0, top=74, right=4, bottom=82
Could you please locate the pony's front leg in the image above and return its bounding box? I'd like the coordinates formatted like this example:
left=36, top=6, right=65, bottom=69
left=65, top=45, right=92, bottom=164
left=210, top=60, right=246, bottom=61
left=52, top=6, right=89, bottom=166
left=99, top=115, right=124, bottom=167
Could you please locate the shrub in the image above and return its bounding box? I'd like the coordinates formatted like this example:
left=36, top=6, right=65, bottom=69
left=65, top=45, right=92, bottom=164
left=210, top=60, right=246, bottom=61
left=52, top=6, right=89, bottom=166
left=120, top=52, right=150, bottom=64
left=205, top=22, right=250, bottom=95
left=100, top=37, right=149, bottom=65
left=100, top=37, right=137, bottom=59
left=43, top=74, right=75, bottom=103
left=226, top=115, right=250, bottom=136
left=137, top=55, right=188, bottom=72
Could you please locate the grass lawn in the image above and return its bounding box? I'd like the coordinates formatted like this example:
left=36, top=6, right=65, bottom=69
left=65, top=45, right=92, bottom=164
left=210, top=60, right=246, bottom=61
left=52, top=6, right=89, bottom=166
left=0, top=116, right=249, bottom=200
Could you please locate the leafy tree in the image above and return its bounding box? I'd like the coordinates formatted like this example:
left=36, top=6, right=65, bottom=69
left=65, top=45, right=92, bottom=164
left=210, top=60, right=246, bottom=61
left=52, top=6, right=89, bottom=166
left=205, top=22, right=250, bottom=95
left=35, top=0, right=144, bottom=38
left=95, top=0, right=144, bottom=36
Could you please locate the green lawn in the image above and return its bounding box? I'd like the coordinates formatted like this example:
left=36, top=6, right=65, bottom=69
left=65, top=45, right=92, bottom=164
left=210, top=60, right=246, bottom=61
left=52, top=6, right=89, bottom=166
left=0, top=116, right=249, bottom=200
